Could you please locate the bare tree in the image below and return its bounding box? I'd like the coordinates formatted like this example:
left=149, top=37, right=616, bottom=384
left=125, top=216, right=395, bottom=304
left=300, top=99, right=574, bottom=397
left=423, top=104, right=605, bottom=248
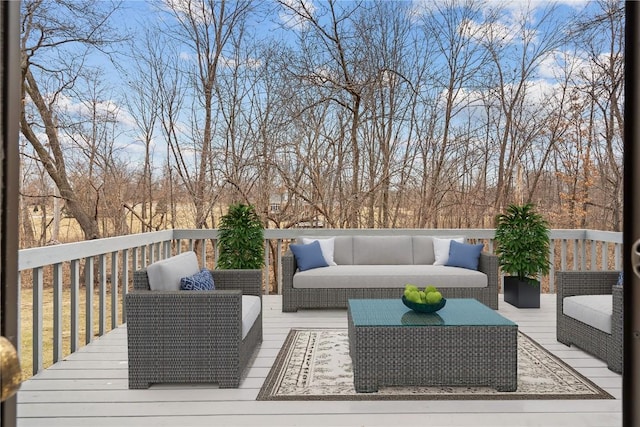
left=160, top=0, right=255, bottom=229
left=354, top=1, right=420, bottom=228
left=475, top=2, right=567, bottom=214
left=415, top=0, right=491, bottom=227
left=278, top=0, right=373, bottom=227
left=121, top=29, right=167, bottom=232
left=15, top=0, right=627, bottom=245
left=20, top=0, right=124, bottom=240
left=572, top=0, right=624, bottom=230
left=59, top=69, right=132, bottom=237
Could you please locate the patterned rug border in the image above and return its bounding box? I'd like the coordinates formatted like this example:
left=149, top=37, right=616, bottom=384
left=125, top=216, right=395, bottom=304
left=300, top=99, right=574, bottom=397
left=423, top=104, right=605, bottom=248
left=256, top=328, right=614, bottom=401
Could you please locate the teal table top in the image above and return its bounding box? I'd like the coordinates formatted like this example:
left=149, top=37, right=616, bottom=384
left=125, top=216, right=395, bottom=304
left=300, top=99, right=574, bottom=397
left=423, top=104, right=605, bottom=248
left=348, top=298, right=516, bottom=327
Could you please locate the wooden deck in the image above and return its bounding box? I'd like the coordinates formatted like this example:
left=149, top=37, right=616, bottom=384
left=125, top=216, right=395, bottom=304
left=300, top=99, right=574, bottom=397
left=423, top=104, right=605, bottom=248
left=16, top=294, right=622, bottom=427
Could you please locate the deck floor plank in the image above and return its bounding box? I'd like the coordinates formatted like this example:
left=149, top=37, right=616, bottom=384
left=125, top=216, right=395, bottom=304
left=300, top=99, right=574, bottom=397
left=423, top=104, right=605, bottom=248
left=16, top=294, right=622, bottom=427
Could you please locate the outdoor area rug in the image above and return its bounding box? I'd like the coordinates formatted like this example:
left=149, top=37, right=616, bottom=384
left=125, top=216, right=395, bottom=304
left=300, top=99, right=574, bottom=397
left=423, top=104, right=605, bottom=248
left=256, top=328, right=613, bottom=401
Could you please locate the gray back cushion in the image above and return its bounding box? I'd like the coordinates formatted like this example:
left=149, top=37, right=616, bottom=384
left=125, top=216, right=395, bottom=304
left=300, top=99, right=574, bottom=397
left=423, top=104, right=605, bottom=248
left=353, top=236, right=413, bottom=265
left=146, top=251, right=200, bottom=291
left=297, top=236, right=354, bottom=265
left=333, top=236, right=354, bottom=265
left=412, top=236, right=435, bottom=264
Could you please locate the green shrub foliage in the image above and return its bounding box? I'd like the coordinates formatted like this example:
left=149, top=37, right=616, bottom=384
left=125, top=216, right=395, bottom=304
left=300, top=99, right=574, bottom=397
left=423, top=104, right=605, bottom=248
left=217, top=203, right=264, bottom=269
left=495, top=203, right=550, bottom=283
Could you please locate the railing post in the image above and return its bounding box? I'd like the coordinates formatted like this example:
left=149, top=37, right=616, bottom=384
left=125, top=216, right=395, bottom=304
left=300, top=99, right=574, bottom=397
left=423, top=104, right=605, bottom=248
left=199, top=241, right=207, bottom=268
left=264, top=239, right=270, bottom=295
left=140, top=245, right=147, bottom=268
left=32, top=267, right=43, bottom=375
left=111, top=251, right=119, bottom=329
left=548, top=240, right=555, bottom=293
left=121, top=248, right=129, bottom=324
left=53, top=263, right=63, bottom=363
left=149, top=243, right=156, bottom=264
left=98, top=254, right=107, bottom=336
left=70, top=259, right=80, bottom=353
left=132, top=247, right=139, bottom=272
left=277, top=239, right=283, bottom=295
left=163, top=240, right=171, bottom=258
left=85, top=256, right=94, bottom=345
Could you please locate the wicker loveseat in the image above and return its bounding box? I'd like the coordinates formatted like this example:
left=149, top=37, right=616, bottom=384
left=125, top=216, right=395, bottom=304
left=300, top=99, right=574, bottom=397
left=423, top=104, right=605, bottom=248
left=556, top=270, right=623, bottom=373
left=125, top=252, right=263, bottom=389
left=282, top=235, right=499, bottom=312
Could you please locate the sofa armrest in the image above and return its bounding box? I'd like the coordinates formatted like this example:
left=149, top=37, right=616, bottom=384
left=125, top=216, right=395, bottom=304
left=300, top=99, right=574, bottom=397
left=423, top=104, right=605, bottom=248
left=478, top=252, right=499, bottom=288
left=133, top=269, right=151, bottom=291
left=126, top=289, right=243, bottom=319
left=282, top=250, right=297, bottom=292
left=126, top=289, right=244, bottom=342
left=556, top=271, right=619, bottom=298
left=556, top=270, right=620, bottom=317
left=211, top=269, right=263, bottom=297
left=612, top=283, right=623, bottom=336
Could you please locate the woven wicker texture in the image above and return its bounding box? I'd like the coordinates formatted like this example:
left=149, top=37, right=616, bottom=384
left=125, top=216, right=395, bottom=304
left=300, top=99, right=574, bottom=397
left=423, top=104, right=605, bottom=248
left=282, top=250, right=499, bottom=311
left=556, top=271, right=622, bottom=373
left=347, top=299, right=517, bottom=393
left=126, top=267, right=263, bottom=389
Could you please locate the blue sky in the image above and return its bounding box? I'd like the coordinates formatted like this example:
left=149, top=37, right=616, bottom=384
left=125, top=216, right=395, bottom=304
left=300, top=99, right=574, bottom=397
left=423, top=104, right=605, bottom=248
left=35, top=0, right=608, bottom=164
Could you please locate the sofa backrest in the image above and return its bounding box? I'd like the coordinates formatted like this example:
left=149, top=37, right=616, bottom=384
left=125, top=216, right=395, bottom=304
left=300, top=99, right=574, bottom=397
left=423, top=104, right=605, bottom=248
left=411, top=236, right=435, bottom=264
left=145, top=251, right=200, bottom=291
left=333, top=236, right=354, bottom=265
left=353, top=236, right=413, bottom=265
left=295, top=235, right=463, bottom=265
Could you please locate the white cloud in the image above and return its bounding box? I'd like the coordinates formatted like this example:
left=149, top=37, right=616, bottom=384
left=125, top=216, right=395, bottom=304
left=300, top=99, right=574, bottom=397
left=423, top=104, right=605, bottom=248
left=463, top=17, right=516, bottom=46
left=54, top=95, right=121, bottom=125
left=277, top=0, right=315, bottom=31
left=536, top=49, right=589, bottom=81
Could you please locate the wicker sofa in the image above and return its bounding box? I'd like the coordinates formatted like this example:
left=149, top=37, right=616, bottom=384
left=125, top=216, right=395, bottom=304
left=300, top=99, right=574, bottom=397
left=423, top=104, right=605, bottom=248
left=282, top=235, right=499, bottom=312
left=125, top=252, right=263, bottom=389
left=556, top=271, right=623, bottom=373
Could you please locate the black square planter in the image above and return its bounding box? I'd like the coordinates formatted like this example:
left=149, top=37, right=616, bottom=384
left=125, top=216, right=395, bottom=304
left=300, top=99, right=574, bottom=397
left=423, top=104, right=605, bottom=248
left=503, top=276, right=540, bottom=308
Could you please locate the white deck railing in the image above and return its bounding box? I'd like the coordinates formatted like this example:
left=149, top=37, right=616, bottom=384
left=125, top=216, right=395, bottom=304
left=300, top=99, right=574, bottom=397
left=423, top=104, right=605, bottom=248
left=17, top=228, right=622, bottom=376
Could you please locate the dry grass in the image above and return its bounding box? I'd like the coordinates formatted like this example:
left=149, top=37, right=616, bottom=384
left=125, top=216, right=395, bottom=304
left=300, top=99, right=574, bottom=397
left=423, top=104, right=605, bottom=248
left=20, top=286, right=124, bottom=381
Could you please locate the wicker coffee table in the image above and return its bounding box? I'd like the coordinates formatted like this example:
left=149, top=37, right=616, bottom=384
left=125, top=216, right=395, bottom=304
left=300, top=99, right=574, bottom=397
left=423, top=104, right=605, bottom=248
left=347, top=298, right=518, bottom=393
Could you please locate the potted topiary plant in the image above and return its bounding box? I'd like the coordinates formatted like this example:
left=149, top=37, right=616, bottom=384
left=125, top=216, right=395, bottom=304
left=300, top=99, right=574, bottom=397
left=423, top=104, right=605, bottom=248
left=494, top=203, right=550, bottom=308
left=217, top=203, right=264, bottom=269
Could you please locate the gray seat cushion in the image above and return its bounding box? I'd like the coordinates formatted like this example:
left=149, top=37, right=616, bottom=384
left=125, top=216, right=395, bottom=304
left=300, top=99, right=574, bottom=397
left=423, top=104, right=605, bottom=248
left=292, top=265, right=487, bottom=289
left=242, top=295, right=261, bottom=339
left=563, top=295, right=612, bottom=334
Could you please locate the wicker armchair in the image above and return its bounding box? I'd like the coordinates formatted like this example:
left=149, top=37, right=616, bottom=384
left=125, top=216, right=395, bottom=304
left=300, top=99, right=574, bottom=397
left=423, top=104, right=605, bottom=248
left=556, top=271, right=622, bottom=373
left=125, top=268, right=263, bottom=389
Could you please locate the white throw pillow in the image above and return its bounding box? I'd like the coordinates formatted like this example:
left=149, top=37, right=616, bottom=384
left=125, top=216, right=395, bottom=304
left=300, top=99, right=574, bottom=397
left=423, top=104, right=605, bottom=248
left=146, top=251, right=200, bottom=291
left=301, top=237, right=338, bottom=266
left=432, top=237, right=465, bottom=265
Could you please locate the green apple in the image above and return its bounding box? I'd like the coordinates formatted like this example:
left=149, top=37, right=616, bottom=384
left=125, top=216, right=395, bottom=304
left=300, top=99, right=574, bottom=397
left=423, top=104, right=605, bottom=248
left=425, top=285, right=438, bottom=294
left=407, top=290, right=422, bottom=303
left=419, top=291, right=427, bottom=303
left=426, top=291, right=443, bottom=304
left=405, top=284, right=419, bottom=292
